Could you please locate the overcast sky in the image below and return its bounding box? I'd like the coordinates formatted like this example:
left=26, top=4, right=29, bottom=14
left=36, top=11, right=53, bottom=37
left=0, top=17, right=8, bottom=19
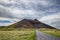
left=0, top=0, right=60, bottom=29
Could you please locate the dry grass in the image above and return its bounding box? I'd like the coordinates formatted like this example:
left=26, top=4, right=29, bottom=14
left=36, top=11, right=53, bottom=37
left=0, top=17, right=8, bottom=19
left=0, top=29, right=36, bottom=40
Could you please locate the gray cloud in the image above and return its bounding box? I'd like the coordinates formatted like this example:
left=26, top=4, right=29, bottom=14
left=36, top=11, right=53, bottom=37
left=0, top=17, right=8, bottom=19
left=0, top=0, right=60, bottom=28
left=0, top=5, right=15, bottom=18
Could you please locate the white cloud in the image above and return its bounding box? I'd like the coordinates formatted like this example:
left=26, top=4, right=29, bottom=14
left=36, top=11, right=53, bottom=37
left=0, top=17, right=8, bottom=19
left=12, top=8, right=34, bottom=15
left=39, top=0, right=53, bottom=6
left=11, top=8, right=36, bottom=19
left=40, top=13, right=60, bottom=21
left=39, top=12, right=60, bottom=28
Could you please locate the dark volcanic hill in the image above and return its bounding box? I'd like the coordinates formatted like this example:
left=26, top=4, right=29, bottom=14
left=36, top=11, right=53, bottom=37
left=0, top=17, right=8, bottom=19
left=8, top=19, right=55, bottom=29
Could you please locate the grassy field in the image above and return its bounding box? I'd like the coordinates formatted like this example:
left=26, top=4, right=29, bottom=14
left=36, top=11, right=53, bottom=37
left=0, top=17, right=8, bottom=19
left=39, top=28, right=60, bottom=38
left=0, top=28, right=36, bottom=40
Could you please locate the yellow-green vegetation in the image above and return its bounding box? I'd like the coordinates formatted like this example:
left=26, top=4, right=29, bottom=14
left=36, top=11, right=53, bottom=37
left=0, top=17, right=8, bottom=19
left=0, top=29, right=36, bottom=40
left=0, top=28, right=34, bottom=31
left=39, top=28, right=60, bottom=38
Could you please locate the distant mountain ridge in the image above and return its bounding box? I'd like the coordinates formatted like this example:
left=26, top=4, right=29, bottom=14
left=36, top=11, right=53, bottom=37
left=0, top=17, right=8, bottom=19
left=8, top=19, right=56, bottom=29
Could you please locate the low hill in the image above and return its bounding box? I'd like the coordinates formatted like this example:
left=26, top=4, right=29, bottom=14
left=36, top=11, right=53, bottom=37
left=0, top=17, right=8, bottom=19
left=8, top=19, right=56, bottom=29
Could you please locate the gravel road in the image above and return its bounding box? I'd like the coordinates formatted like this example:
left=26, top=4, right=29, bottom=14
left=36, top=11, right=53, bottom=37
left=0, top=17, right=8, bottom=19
left=36, top=29, right=60, bottom=40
